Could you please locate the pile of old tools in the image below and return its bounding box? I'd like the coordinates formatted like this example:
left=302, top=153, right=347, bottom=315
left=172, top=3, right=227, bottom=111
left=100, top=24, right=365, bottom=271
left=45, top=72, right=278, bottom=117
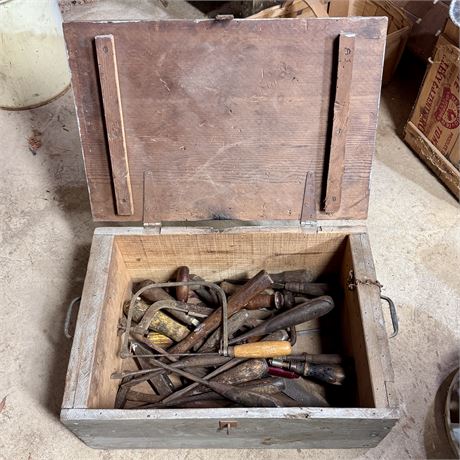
left=114, top=268, right=345, bottom=409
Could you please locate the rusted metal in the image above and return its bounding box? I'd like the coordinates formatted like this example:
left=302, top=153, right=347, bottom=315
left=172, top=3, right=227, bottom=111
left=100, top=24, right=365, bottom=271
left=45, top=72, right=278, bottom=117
left=269, top=359, right=345, bottom=385
left=190, top=359, right=269, bottom=395
left=190, top=274, right=219, bottom=306
left=273, top=282, right=331, bottom=296
left=199, top=309, right=251, bottom=353
left=229, top=296, right=335, bottom=344
left=176, top=266, right=190, bottom=302
left=121, top=281, right=228, bottom=359
left=169, top=271, right=273, bottom=355
left=286, top=353, right=343, bottom=365
left=270, top=270, right=313, bottom=284
left=245, top=292, right=284, bottom=310
left=146, top=357, right=281, bottom=407
left=135, top=279, right=199, bottom=327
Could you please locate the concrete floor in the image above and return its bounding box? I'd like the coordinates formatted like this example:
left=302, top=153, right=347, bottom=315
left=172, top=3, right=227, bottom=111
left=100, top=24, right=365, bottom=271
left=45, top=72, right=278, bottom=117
left=0, top=2, right=459, bottom=459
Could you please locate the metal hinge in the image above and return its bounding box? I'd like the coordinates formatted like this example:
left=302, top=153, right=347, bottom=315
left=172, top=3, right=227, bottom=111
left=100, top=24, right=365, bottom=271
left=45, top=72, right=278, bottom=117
left=143, top=221, right=161, bottom=234
left=300, top=221, right=319, bottom=232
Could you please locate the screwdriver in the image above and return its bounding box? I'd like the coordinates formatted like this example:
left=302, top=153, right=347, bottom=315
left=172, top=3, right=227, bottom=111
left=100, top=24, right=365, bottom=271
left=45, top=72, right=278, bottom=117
left=229, top=296, right=334, bottom=344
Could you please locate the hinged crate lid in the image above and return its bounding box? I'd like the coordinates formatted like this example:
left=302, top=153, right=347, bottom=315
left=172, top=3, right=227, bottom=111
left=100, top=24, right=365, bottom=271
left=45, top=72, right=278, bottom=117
left=63, top=17, right=387, bottom=224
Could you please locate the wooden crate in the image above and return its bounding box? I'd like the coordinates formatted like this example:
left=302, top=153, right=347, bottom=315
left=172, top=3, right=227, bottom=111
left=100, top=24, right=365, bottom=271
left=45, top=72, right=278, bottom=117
left=61, top=17, right=398, bottom=449
left=328, top=0, right=412, bottom=84
left=403, top=21, right=460, bottom=199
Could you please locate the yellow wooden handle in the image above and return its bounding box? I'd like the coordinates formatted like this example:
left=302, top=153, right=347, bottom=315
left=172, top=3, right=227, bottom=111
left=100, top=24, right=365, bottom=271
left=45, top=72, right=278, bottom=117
left=230, top=341, right=292, bottom=358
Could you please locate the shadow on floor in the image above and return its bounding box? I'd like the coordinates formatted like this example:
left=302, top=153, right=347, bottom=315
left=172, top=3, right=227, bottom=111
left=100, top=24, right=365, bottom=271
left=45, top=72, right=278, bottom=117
left=381, top=51, right=426, bottom=135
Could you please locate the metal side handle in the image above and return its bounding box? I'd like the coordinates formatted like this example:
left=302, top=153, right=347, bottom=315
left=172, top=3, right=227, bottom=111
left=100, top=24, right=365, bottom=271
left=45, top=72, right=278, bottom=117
left=64, top=297, right=81, bottom=339
left=380, top=295, right=399, bottom=338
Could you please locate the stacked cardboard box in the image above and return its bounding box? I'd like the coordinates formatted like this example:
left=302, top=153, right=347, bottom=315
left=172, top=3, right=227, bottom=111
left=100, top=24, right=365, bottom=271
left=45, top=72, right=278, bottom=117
left=404, top=19, right=459, bottom=199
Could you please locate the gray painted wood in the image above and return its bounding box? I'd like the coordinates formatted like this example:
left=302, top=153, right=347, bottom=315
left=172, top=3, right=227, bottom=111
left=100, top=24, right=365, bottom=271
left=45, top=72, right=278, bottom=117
left=61, top=408, right=398, bottom=449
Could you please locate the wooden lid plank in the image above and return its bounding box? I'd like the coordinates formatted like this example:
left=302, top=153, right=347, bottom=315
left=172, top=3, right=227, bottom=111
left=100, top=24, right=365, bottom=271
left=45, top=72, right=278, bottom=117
left=63, top=18, right=387, bottom=223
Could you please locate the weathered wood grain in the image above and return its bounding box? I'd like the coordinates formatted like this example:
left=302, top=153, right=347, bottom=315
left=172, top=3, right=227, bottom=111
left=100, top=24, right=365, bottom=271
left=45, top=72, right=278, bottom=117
left=62, top=234, right=114, bottom=409
left=61, top=227, right=398, bottom=448
left=348, top=233, right=397, bottom=408
left=63, top=18, right=387, bottom=222
left=94, top=35, right=134, bottom=216
left=61, top=407, right=398, bottom=449
left=324, top=33, right=356, bottom=214
left=113, top=230, right=347, bottom=283
left=404, top=121, right=460, bottom=199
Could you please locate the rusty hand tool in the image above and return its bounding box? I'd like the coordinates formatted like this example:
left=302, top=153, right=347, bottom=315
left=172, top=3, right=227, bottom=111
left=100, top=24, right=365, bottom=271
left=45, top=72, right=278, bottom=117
left=269, top=358, right=345, bottom=385
left=176, top=266, right=190, bottom=302
left=125, top=390, right=163, bottom=404
left=284, top=353, right=342, bottom=365
left=112, top=353, right=232, bottom=381
left=144, top=341, right=292, bottom=359
left=168, top=399, right=233, bottom=408
left=169, top=271, right=273, bottom=354
left=121, top=353, right=228, bottom=382
left=179, top=301, right=214, bottom=317
left=229, top=296, right=335, bottom=344
left=198, top=309, right=251, bottom=353
left=238, top=377, right=285, bottom=395
left=121, top=281, right=227, bottom=359
left=263, top=329, right=290, bottom=341
left=145, top=357, right=282, bottom=407
left=198, top=309, right=272, bottom=352
left=219, top=281, right=241, bottom=296
left=132, top=342, right=175, bottom=395
left=228, top=270, right=313, bottom=285
left=245, top=292, right=284, bottom=310
left=189, top=274, right=220, bottom=306
left=126, top=299, right=191, bottom=342
left=272, top=282, right=331, bottom=297
left=157, top=330, right=288, bottom=404
left=270, top=270, right=313, bottom=284
left=191, top=359, right=268, bottom=395
left=282, top=378, right=329, bottom=407
left=146, top=377, right=286, bottom=409
left=135, top=279, right=199, bottom=327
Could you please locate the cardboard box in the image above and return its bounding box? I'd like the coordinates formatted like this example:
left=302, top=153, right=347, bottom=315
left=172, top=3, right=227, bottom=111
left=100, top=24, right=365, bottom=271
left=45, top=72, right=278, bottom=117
left=404, top=20, right=460, bottom=198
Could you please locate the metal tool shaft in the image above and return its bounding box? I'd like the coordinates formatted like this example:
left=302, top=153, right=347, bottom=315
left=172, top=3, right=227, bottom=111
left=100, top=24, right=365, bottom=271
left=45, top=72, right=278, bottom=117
left=229, top=296, right=335, bottom=344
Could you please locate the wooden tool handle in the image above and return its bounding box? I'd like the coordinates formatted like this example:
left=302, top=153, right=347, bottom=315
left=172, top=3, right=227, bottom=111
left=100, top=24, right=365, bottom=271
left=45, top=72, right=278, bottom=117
left=230, top=341, right=292, bottom=358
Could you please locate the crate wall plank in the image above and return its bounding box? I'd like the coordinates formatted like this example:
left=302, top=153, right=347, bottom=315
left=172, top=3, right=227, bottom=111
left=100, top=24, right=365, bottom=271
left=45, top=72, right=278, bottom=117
left=62, top=234, right=115, bottom=409
left=61, top=407, right=399, bottom=449
left=63, top=18, right=387, bottom=223
left=349, top=233, right=397, bottom=408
